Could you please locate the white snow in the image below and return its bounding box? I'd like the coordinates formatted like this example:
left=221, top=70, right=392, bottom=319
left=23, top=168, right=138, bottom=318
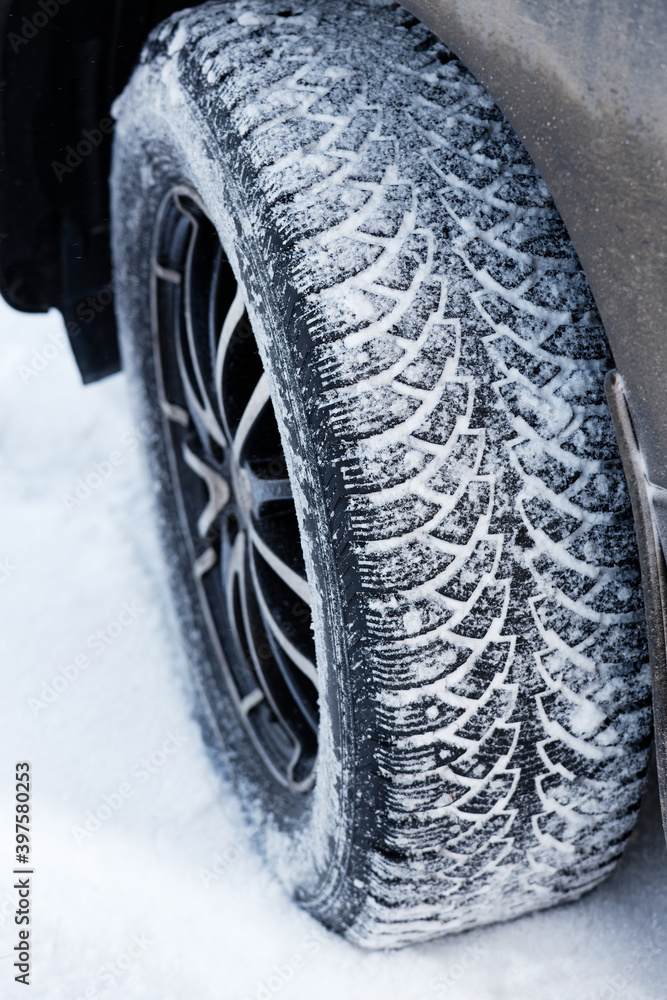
left=237, top=11, right=273, bottom=27
left=404, top=609, right=422, bottom=634
left=167, top=22, right=188, bottom=56
left=1, top=302, right=667, bottom=994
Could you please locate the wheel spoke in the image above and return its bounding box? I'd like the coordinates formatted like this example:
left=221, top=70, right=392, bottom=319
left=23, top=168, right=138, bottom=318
left=153, top=261, right=182, bottom=284
left=226, top=531, right=303, bottom=751
left=180, top=221, right=227, bottom=449
left=160, top=399, right=190, bottom=428
left=215, top=285, right=247, bottom=443
left=226, top=530, right=267, bottom=687
left=232, top=372, right=271, bottom=462
left=240, top=687, right=265, bottom=716
left=194, top=546, right=217, bottom=578
left=249, top=548, right=318, bottom=689
left=286, top=743, right=310, bottom=793
left=244, top=465, right=293, bottom=516
left=176, top=322, right=226, bottom=450
left=182, top=442, right=230, bottom=538
left=248, top=521, right=311, bottom=607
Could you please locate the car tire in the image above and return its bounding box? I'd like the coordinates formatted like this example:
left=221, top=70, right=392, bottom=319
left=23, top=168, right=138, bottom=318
left=110, top=0, right=652, bottom=947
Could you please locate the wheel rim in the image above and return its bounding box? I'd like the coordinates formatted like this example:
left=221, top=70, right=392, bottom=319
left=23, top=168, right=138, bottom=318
left=151, top=186, right=318, bottom=792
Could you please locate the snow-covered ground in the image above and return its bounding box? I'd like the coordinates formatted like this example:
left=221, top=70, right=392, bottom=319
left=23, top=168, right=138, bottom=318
left=1, top=297, right=666, bottom=998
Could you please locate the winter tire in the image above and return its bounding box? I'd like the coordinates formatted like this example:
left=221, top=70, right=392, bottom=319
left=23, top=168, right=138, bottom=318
left=111, top=0, right=652, bottom=947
